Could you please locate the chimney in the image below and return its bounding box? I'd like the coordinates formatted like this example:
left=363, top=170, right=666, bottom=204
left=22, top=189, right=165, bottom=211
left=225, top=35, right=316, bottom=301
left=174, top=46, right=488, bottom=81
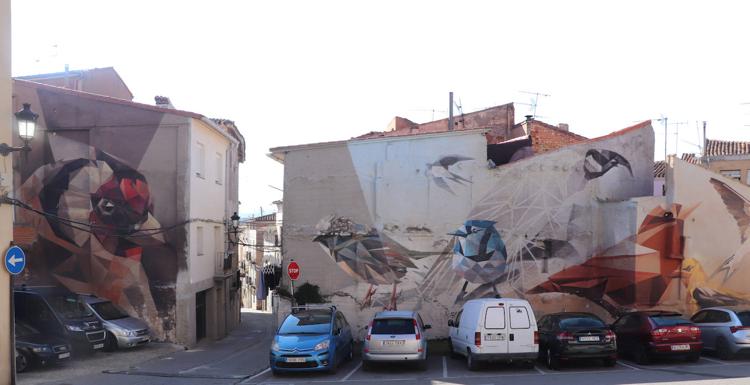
left=558, top=123, right=569, bottom=132
left=525, top=114, right=533, bottom=122
left=154, top=95, right=174, bottom=109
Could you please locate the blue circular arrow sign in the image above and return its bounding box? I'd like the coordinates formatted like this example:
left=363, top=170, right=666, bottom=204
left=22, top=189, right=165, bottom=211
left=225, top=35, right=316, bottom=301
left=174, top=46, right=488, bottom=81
left=5, top=245, right=26, bottom=275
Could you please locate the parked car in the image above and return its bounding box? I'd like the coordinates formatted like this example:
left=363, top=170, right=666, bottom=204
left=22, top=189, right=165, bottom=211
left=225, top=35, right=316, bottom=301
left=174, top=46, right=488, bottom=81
left=448, top=298, right=538, bottom=370
left=362, top=311, right=430, bottom=370
left=612, top=310, right=702, bottom=364
left=15, top=321, right=72, bottom=372
left=270, top=305, right=354, bottom=374
left=14, top=286, right=106, bottom=354
left=81, top=295, right=151, bottom=351
left=537, top=312, right=617, bottom=369
left=691, top=307, right=750, bottom=359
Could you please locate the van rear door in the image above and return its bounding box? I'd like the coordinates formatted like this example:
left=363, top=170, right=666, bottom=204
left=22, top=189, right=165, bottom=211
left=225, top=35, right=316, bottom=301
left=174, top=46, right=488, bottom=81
left=508, top=305, right=535, bottom=354
left=482, top=306, right=509, bottom=353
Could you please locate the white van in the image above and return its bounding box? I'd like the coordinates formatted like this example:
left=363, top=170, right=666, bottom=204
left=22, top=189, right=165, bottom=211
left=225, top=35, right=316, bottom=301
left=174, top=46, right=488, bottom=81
left=448, top=298, right=538, bottom=370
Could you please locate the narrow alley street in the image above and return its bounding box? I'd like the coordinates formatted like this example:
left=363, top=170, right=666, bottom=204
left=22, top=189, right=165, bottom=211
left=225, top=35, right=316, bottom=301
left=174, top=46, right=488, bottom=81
left=18, top=310, right=274, bottom=385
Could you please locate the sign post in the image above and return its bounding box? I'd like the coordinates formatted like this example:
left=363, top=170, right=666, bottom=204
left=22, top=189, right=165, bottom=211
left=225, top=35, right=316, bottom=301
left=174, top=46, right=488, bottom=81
left=287, top=260, right=300, bottom=306
left=5, top=245, right=25, bottom=385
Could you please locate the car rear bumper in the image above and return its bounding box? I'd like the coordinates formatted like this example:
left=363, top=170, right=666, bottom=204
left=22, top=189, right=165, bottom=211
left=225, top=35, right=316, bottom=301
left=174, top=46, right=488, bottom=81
left=558, top=344, right=617, bottom=359
left=473, top=352, right=538, bottom=362
left=363, top=352, right=425, bottom=362
left=649, top=341, right=702, bottom=354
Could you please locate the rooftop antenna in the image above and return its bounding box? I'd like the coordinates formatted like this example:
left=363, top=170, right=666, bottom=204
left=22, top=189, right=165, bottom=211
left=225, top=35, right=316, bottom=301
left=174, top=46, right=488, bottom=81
left=518, top=90, right=550, bottom=119
left=671, top=121, right=688, bottom=155
left=455, top=96, right=465, bottom=128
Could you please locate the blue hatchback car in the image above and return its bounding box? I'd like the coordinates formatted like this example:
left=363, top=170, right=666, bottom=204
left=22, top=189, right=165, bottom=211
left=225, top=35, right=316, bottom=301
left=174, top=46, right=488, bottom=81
left=270, top=306, right=354, bottom=374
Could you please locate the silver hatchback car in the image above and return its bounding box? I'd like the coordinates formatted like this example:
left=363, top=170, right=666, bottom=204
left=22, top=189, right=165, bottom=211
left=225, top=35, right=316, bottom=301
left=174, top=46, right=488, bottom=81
left=691, top=307, right=750, bottom=359
left=363, top=311, right=430, bottom=370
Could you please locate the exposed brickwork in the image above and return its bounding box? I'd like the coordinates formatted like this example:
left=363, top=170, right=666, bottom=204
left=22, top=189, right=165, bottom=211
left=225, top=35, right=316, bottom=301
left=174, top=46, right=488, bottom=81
left=525, top=120, right=588, bottom=154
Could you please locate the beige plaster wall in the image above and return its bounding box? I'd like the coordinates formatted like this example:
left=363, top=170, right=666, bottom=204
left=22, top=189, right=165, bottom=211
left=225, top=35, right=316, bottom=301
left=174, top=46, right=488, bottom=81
left=1, top=0, right=12, bottom=381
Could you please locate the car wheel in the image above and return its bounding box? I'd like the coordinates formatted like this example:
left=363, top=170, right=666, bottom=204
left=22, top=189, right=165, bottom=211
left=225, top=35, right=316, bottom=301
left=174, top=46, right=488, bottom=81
left=716, top=338, right=733, bottom=360
left=467, top=349, right=479, bottom=371
left=546, top=348, right=560, bottom=370
left=633, top=345, right=650, bottom=365
left=15, top=349, right=30, bottom=373
left=104, top=332, right=118, bottom=352
left=603, top=357, right=616, bottom=367
left=348, top=342, right=354, bottom=361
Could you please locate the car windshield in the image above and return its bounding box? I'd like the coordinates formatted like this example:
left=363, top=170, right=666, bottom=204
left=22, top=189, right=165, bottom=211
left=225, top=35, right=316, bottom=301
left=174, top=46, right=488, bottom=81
left=736, top=311, right=750, bottom=326
left=278, top=310, right=331, bottom=335
left=15, top=322, right=40, bottom=337
left=371, top=318, right=414, bottom=335
left=559, top=316, right=606, bottom=329
left=91, top=301, right=128, bottom=320
left=47, top=294, right=93, bottom=319
left=650, top=315, right=691, bottom=326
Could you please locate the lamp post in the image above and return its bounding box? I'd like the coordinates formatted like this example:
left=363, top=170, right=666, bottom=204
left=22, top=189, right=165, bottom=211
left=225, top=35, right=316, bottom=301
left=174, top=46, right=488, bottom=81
left=0, top=103, right=38, bottom=156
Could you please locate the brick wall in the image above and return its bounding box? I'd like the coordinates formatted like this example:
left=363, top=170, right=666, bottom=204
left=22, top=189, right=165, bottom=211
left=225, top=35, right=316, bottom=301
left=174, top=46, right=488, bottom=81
left=528, top=121, right=587, bottom=154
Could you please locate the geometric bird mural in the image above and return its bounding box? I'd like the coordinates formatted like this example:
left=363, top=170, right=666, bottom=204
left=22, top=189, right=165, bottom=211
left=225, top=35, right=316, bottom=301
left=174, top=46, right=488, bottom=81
left=449, top=220, right=508, bottom=301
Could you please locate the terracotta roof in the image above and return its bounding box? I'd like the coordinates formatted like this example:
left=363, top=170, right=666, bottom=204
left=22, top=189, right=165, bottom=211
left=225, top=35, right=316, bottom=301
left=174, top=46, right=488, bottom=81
left=705, top=139, right=750, bottom=157
left=355, top=103, right=514, bottom=140
left=654, top=160, right=666, bottom=178
left=681, top=153, right=701, bottom=164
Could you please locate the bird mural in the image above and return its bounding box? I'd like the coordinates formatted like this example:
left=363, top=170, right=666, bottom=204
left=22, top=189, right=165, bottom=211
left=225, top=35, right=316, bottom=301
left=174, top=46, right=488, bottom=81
left=425, top=155, right=473, bottom=195
left=314, top=216, right=437, bottom=310
left=677, top=258, right=750, bottom=313
left=449, top=220, right=509, bottom=302
left=528, top=204, right=698, bottom=317
left=707, top=177, right=750, bottom=283
left=583, top=149, right=633, bottom=180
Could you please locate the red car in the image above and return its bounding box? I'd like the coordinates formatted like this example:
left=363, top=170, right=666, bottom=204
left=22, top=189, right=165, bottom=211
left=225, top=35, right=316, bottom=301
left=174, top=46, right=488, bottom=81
left=612, top=311, right=702, bottom=364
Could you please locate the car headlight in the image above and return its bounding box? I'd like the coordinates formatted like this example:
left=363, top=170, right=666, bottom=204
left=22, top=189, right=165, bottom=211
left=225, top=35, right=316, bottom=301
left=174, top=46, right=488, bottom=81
left=271, top=341, right=280, bottom=352
left=66, top=325, right=83, bottom=332
left=125, top=330, right=138, bottom=337
left=31, top=346, right=52, bottom=353
left=314, top=340, right=330, bottom=351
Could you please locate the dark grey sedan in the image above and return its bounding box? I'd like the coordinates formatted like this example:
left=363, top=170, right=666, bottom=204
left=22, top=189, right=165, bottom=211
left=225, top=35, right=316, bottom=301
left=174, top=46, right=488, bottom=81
left=81, top=295, right=151, bottom=350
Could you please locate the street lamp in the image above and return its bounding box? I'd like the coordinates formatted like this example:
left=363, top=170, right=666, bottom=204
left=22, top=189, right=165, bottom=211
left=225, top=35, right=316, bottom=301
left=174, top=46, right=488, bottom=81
left=0, top=103, right=38, bottom=156
left=227, top=212, right=241, bottom=247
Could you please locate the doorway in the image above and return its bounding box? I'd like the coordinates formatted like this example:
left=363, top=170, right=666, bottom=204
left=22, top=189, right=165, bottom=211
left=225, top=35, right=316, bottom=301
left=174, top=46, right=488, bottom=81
left=196, top=290, right=207, bottom=341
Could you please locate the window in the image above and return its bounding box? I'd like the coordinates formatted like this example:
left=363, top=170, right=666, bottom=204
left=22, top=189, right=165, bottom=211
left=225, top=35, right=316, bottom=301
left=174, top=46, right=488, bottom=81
left=484, top=307, right=506, bottom=329
left=195, top=142, right=205, bottom=178
left=371, top=318, right=414, bottom=335
left=454, top=310, right=463, bottom=328
left=720, top=169, right=741, bottom=181
left=214, top=226, right=222, bottom=254
left=509, top=306, right=531, bottom=329
left=197, top=226, right=204, bottom=255
left=215, top=152, right=223, bottom=185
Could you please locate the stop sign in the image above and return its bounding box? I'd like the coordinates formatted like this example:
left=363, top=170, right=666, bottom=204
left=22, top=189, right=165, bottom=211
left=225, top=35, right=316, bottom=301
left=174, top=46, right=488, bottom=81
left=287, top=261, right=300, bottom=281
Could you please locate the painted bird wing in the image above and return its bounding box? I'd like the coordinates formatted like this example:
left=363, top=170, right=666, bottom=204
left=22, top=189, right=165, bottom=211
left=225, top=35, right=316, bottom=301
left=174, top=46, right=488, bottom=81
left=709, top=178, right=750, bottom=242
left=439, top=155, right=473, bottom=169
left=432, top=177, right=455, bottom=195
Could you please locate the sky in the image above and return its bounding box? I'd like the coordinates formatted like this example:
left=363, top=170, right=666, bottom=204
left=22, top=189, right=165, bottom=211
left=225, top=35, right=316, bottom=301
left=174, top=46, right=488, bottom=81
left=10, top=1, right=750, bottom=217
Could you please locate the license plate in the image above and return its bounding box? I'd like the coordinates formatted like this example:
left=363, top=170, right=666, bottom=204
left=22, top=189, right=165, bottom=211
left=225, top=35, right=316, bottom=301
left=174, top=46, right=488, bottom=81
left=579, top=336, right=600, bottom=342
left=382, top=340, right=405, bottom=346
left=485, top=334, right=504, bottom=341
left=58, top=352, right=71, bottom=359
left=286, top=357, right=306, bottom=363
left=93, top=343, right=104, bottom=350
left=671, top=344, right=690, bottom=351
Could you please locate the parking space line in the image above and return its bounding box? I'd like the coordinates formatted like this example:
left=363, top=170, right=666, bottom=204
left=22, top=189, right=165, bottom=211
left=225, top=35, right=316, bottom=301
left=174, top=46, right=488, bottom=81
left=700, top=356, right=727, bottom=365
left=340, top=362, right=362, bottom=382
left=533, top=366, right=546, bottom=375
left=239, top=367, right=271, bottom=384
left=442, top=356, right=448, bottom=378
left=616, top=361, right=642, bottom=371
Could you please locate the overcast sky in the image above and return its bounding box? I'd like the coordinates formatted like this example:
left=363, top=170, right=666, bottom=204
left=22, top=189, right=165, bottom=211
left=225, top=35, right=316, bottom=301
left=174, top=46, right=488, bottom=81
left=10, top=1, right=750, bottom=216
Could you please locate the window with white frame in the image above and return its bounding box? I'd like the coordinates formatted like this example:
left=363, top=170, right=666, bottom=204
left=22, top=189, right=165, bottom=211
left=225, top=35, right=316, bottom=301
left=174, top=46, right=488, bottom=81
left=195, top=142, right=205, bottom=178
left=215, top=152, right=223, bottom=185
left=196, top=226, right=204, bottom=255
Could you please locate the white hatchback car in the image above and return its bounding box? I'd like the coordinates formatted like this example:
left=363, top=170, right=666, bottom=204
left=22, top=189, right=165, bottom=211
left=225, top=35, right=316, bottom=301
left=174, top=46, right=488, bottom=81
left=362, top=311, right=431, bottom=370
left=448, top=298, right=538, bottom=370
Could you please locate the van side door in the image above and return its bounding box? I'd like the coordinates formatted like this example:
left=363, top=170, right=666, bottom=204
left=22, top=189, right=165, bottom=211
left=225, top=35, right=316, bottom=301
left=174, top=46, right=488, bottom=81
left=508, top=305, right=534, bottom=354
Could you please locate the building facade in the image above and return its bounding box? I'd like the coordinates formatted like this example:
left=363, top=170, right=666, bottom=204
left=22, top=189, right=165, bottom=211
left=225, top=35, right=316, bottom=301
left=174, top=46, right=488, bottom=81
left=11, top=73, right=244, bottom=345
left=270, top=106, right=655, bottom=338
left=2, top=0, right=13, bottom=379
left=238, top=202, right=282, bottom=310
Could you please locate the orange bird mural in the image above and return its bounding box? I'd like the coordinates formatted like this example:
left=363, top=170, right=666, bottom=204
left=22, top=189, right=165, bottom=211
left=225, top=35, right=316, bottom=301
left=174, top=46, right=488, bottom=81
left=529, top=204, right=698, bottom=316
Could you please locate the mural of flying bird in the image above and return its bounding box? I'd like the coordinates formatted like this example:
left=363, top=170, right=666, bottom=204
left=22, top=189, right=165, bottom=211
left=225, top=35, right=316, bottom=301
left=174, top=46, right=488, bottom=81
left=425, top=155, right=473, bottom=194
left=708, top=177, right=750, bottom=283
left=314, top=216, right=431, bottom=310
left=583, top=149, right=633, bottom=180
left=449, top=220, right=509, bottom=302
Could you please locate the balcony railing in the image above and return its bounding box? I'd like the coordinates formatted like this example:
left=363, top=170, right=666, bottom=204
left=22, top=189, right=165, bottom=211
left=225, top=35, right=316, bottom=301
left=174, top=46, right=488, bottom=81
left=215, top=251, right=232, bottom=277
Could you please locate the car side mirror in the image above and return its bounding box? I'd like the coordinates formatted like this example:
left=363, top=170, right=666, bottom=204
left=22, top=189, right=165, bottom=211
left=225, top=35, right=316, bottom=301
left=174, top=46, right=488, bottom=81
left=335, top=328, right=342, bottom=335
left=424, top=324, right=432, bottom=330
left=447, top=320, right=454, bottom=327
